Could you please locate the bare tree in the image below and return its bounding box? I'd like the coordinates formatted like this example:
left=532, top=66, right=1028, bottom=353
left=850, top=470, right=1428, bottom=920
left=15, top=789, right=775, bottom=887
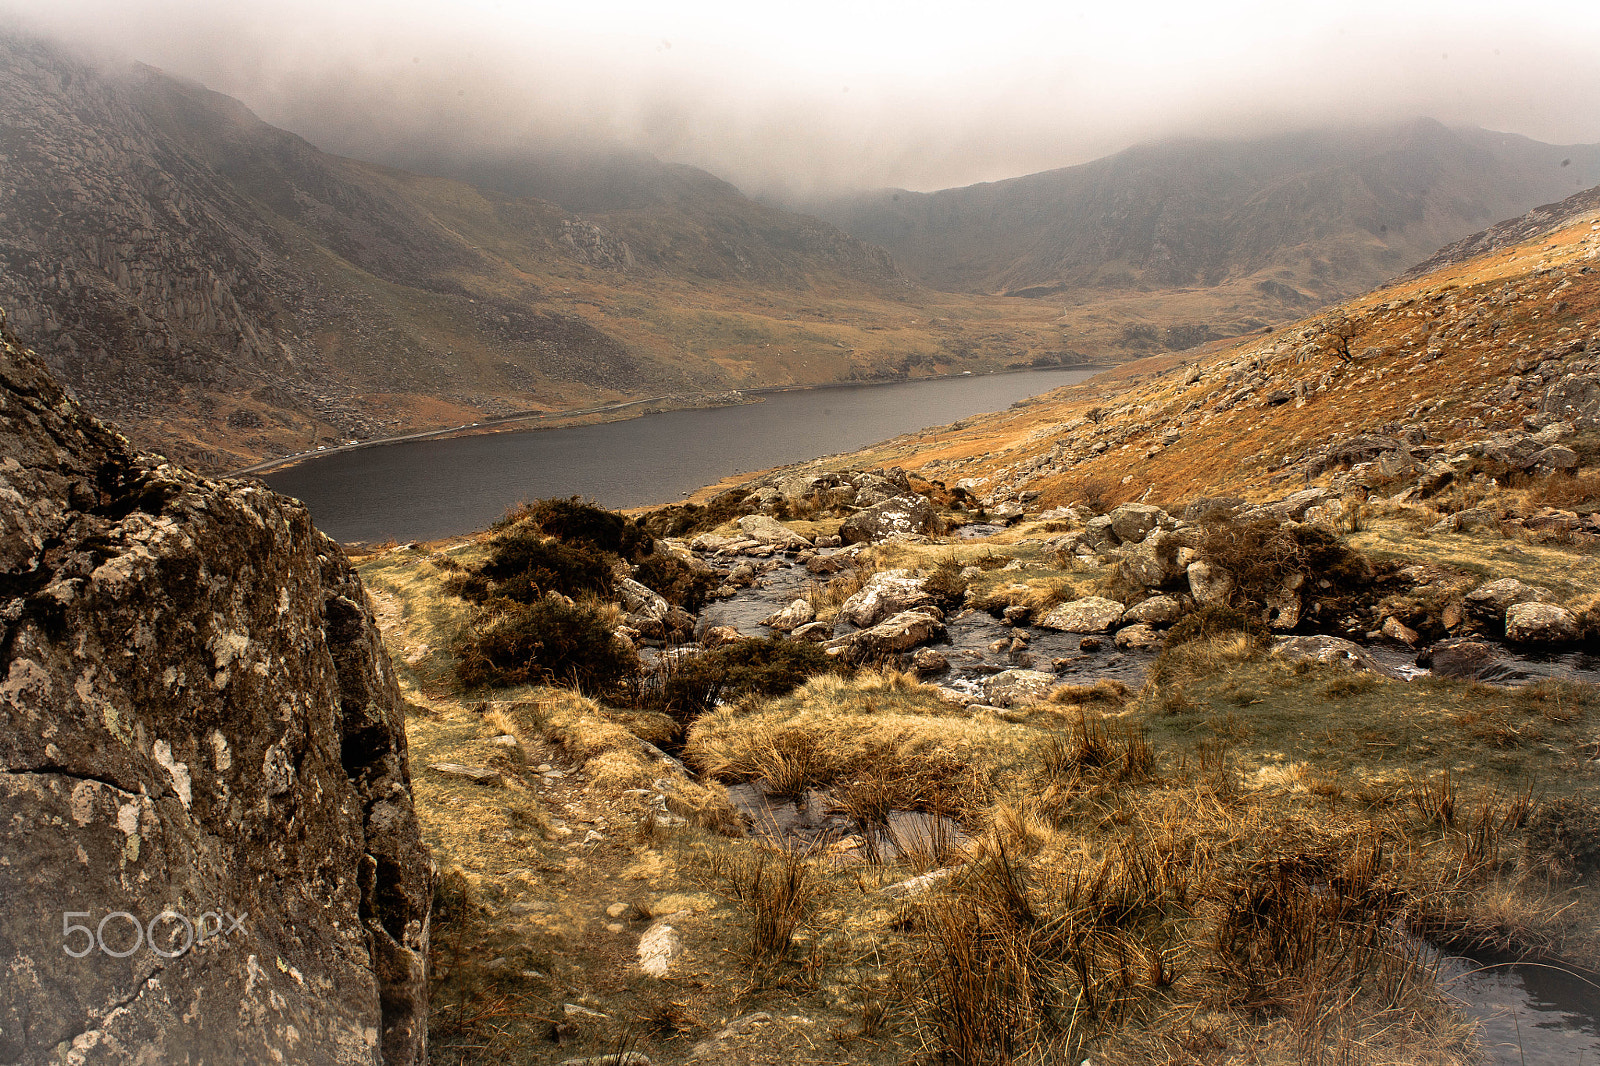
left=1322, top=314, right=1359, bottom=362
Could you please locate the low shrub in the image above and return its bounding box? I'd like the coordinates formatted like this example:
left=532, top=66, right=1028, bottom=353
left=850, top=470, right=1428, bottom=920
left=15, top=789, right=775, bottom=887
left=463, top=531, right=617, bottom=602
left=656, top=638, right=843, bottom=721
left=634, top=553, right=718, bottom=612
left=502, top=495, right=652, bottom=558
left=923, top=556, right=971, bottom=605
left=1198, top=518, right=1371, bottom=611
left=453, top=596, right=636, bottom=696
left=639, top=488, right=758, bottom=538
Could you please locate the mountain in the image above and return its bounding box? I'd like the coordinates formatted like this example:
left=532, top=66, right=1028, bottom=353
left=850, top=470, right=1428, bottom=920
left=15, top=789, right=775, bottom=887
left=808, top=122, right=1600, bottom=356
left=0, top=34, right=1066, bottom=470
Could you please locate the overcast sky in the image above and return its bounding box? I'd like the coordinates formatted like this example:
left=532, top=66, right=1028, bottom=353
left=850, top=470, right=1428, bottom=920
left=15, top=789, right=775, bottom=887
left=6, top=0, right=1600, bottom=197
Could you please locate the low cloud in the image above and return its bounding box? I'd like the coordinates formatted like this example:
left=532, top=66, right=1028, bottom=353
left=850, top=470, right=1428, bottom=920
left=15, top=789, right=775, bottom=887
left=6, top=0, right=1599, bottom=197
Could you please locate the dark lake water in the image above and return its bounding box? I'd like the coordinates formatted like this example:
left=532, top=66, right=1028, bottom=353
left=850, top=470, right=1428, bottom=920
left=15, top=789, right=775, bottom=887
left=261, top=369, right=1096, bottom=543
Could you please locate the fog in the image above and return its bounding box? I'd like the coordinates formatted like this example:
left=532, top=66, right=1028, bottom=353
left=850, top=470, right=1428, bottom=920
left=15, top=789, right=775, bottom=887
left=6, top=0, right=1600, bottom=197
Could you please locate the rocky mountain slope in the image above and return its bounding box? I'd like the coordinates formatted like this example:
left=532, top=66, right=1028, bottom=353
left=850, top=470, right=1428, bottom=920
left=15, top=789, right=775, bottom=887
left=0, top=313, right=432, bottom=1064
left=0, top=33, right=1066, bottom=471
left=810, top=121, right=1600, bottom=357
left=804, top=181, right=1600, bottom=524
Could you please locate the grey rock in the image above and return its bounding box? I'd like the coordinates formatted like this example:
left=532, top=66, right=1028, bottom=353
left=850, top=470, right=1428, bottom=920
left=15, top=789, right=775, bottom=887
left=0, top=328, right=431, bottom=1065
left=1504, top=602, right=1581, bottom=643
left=788, top=621, right=835, bottom=642
left=1187, top=560, right=1235, bottom=607
left=1113, top=623, right=1163, bottom=650
left=1464, top=577, right=1553, bottom=621
left=911, top=648, right=951, bottom=676
left=737, top=514, right=812, bottom=549
left=839, top=494, right=939, bottom=544
left=1108, top=503, right=1166, bottom=544
left=430, top=763, right=504, bottom=786
left=1121, top=595, right=1182, bottom=627
left=1037, top=596, right=1126, bottom=633
left=825, top=608, right=946, bottom=660
left=982, top=669, right=1059, bottom=708
left=762, top=598, right=816, bottom=633
left=839, top=569, right=934, bottom=628
left=1271, top=635, right=1403, bottom=679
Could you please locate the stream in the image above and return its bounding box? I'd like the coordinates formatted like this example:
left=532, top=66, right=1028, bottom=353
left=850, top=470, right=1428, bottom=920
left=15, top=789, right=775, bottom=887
left=699, top=549, right=1600, bottom=1055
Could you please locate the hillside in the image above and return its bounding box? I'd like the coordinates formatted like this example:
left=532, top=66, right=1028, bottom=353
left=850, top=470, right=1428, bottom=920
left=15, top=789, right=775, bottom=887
left=810, top=122, right=1600, bottom=359
left=795, top=181, right=1600, bottom=519
left=0, top=34, right=1067, bottom=471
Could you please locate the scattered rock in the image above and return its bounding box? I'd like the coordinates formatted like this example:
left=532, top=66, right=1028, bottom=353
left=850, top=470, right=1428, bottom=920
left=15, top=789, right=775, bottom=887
left=637, top=913, right=688, bottom=978
left=839, top=569, right=935, bottom=627
left=1113, top=623, right=1163, bottom=650
left=1271, top=635, right=1403, bottom=679
left=1037, top=596, right=1126, bottom=633
left=1108, top=502, right=1166, bottom=544
left=912, top=648, right=951, bottom=676
left=839, top=494, right=940, bottom=544
left=982, top=669, right=1059, bottom=708
left=1464, top=577, right=1554, bottom=622
left=1504, top=602, right=1581, bottom=644
left=762, top=597, right=816, bottom=632
left=825, top=608, right=946, bottom=659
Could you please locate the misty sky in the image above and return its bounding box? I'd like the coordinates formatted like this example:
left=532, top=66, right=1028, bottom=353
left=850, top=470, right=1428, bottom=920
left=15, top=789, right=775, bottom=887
left=6, top=0, right=1600, bottom=197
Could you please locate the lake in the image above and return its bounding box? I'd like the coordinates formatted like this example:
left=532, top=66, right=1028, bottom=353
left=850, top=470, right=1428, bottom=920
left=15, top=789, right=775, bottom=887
left=262, top=369, right=1098, bottom=542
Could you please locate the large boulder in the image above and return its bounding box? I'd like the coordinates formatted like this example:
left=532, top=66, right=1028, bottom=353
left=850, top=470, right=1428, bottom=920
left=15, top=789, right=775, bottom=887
left=737, top=514, right=812, bottom=550
left=1187, top=560, right=1235, bottom=607
left=1463, top=577, right=1553, bottom=622
left=1271, top=635, right=1403, bottom=679
left=1122, top=595, right=1183, bottom=627
left=1107, top=503, right=1166, bottom=544
left=1036, top=597, right=1126, bottom=634
left=0, top=321, right=432, bottom=1064
left=839, top=569, right=935, bottom=628
left=825, top=608, right=946, bottom=660
left=762, top=598, right=815, bottom=633
left=839, top=495, right=939, bottom=544
left=1504, top=602, right=1581, bottom=644
left=982, top=669, right=1058, bottom=708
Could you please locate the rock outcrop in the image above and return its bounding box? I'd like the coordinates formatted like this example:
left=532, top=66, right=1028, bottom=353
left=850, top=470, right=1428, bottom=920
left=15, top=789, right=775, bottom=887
left=0, top=317, right=432, bottom=1064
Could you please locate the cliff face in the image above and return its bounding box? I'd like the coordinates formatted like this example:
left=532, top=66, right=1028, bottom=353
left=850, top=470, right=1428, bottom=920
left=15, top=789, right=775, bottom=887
left=0, top=311, right=432, bottom=1064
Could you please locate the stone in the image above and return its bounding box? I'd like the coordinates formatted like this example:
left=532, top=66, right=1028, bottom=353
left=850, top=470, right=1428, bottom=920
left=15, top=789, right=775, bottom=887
left=1464, top=577, right=1554, bottom=621
left=1264, top=583, right=1301, bottom=630
left=877, top=867, right=959, bottom=899
left=637, top=912, right=689, bottom=978
left=1079, top=636, right=1104, bottom=652
left=1431, top=507, right=1498, bottom=534
left=1107, top=503, right=1166, bottom=544
left=804, top=553, right=850, bottom=575
left=1081, top=515, right=1120, bottom=550
left=702, top=625, right=743, bottom=646
left=1532, top=445, right=1580, bottom=473
left=1270, top=635, right=1403, bottom=679
left=1182, top=496, right=1244, bottom=521
left=1037, top=596, right=1126, bottom=633
left=430, top=762, right=504, bottom=786
left=1121, top=595, right=1182, bottom=627
left=839, top=494, right=940, bottom=544
left=737, top=514, right=812, bottom=549
left=1381, top=617, right=1419, bottom=646
left=982, top=669, right=1059, bottom=708
left=1416, top=639, right=1515, bottom=681
left=824, top=608, right=946, bottom=660
left=1504, top=602, right=1581, bottom=643
left=0, top=327, right=431, bottom=1065
left=839, top=569, right=935, bottom=628
left=911, top=648, right=951, bottom=676
left=1187, top=561, right=1235, bottom=607
left=1113, top=623, right=1163, bottom=650
left=788, top=621, right=835, bottom=642
left=618, top=576, right=671, bottom=621
left=1002, top=605, right=1034, bottom=626
left=762, top=597, right=816, bottom=632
